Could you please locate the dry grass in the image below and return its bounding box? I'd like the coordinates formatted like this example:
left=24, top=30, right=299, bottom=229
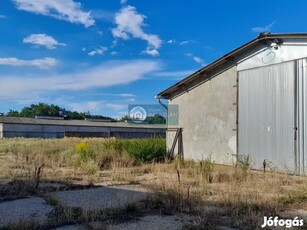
left=142, top=162, right=307, bottom=229
left=0, top=138, right=306, bottom=229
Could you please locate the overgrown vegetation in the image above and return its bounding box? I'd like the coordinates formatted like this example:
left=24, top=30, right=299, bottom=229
left=104, top=138, right=166, bottom=163
left=0, top=137, right=166, bottom=184
left=0, top=138, right=306, bottom=229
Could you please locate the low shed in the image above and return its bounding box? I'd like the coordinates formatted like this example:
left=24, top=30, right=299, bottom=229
left=0, top=117, right=166, bottom=139
left=157, top=33, right=307, bottom=175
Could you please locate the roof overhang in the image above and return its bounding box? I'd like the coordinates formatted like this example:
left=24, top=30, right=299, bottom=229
left=157, top=33, right=307, bottom=100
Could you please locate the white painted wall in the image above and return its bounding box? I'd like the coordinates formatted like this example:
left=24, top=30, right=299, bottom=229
left=168, top=66, right=237, bottom=165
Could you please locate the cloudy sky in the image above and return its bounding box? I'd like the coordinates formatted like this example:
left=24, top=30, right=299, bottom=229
left=0, top=0, right=305, bottom=118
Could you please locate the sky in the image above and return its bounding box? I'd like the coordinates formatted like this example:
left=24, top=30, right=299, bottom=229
left=0, top=0, right=305, bottom=118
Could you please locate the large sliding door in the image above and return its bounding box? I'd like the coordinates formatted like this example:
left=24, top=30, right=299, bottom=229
left=238, top=61, right=297, bottom=173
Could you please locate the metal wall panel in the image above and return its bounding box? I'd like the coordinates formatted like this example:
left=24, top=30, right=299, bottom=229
left=297, top=59, right=307, bottom=174
left=239, top=61, right=296, bottom=172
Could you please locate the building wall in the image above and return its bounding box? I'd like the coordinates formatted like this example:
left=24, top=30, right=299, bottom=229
left=0, top=123, right=3, bottom=138
left=1, top=123, right=165, bottom=139
left=168, top=66, right=237, bottom=165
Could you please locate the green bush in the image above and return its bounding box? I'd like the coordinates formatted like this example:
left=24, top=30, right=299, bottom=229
left=104, top=138, right=166, bottom=163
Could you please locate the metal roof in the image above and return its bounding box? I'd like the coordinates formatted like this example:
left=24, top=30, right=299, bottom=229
left=157, top=33, right=307, bottom=99
left=0, top=117, right=166, bottom=129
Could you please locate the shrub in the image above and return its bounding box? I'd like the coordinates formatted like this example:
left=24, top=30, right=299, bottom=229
left=237, top=154, right=251, bottom=172
left=75, top=142, right=93, bottom=160
left=199, top=155, right=214, bottom=183
left=103, top=138, right=166, bottom=163
left=126, top=138, right=166, bottom=162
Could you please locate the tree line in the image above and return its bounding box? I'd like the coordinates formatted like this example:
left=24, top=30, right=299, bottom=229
left=0, top=103, right=166, bottom=124
left=0, top=103, right=115, bottom=121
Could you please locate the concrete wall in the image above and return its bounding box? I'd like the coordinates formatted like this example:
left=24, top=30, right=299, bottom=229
left=168, top=66, right=237, bottom=165
left=1, top=124, right=165, bottom=139
left=0, top=123, right=3, bottom=138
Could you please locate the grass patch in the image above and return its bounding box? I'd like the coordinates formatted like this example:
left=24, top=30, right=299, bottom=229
left=279, top=191, right=307, bottom=204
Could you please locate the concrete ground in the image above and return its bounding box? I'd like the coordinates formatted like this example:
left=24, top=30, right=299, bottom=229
left=54, top=215, right=192, bottom=230
left=0, top=185, right=149, bottom=227
left=49, top=185, right=148, bottom=211
left=0, top=197, right=54, bottom=226
left=107, top=215, right=190, bottom=230
left=55, top=225, right=87, bottom=230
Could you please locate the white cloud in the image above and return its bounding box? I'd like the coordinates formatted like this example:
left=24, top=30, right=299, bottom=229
left=179, top=40, right=189, bottom=45
left=106, top=103, right=127, bottom=111
left=193, top=56, right=203, bottom=64
left=100, top=93, right=136, bottom=97
left=87, top=46, right=108, bottom=56
left=167, top=39, right=176, bottom=44
left=23, top=34, right=66, bottom=49
left=110, top=51, right=119, bottom=55
left=0, top=57, right=57, bottom=69
left=252, top=22, right=275, bottom=33
left=112, top=5, right=162, bottom=56
left=186, top=53, right=205, bottom=66
left=12, top=0, right=94, bottom=27
left=69, top=101, right=102, bottom=112
left=120, top=0, right=128, bottom=4
left=179, top=40, right=195, bottom=45
left=152, top=70, right=194, bottom=79
left=0, top=15, right=6, bottom=19
left=143, top=48, right=159, bottom=57
left=119, top=93, right=135, bottom=97
left=167, top=39, right=195, bottom=46
left=0, top=60, right=159, bottom=99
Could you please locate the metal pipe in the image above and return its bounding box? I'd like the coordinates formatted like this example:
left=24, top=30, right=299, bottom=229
left=155, top=96, right=168, bottom=110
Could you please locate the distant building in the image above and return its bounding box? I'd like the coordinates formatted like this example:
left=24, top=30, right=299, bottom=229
left=157, top=33, right=307, bottom=175
left=0, top=117, right=166, bottom=139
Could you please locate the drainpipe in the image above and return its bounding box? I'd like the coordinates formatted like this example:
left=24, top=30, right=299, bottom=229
left=155, top=95, right=168, bottom=110
left=155, top=95, right=168, bottom=127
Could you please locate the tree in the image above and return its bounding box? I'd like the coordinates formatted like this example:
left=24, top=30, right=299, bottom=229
left=5, top=103, right=116, bottom=121
left=120, top=114, right=166, bottom=124
left=6, top=110, right=20, bottom=117
left=144, top=114, right=166, bottom=124
left=119, top=115, right=130, bottom=122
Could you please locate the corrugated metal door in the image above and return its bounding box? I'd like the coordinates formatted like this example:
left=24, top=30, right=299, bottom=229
left=238, top=61, right=296, bottom=173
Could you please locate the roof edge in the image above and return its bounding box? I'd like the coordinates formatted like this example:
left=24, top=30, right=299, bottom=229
left=157, top=33, right=307, bottom=99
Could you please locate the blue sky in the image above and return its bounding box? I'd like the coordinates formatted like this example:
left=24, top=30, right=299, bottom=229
left=0, top=0, right=305, bottom=118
